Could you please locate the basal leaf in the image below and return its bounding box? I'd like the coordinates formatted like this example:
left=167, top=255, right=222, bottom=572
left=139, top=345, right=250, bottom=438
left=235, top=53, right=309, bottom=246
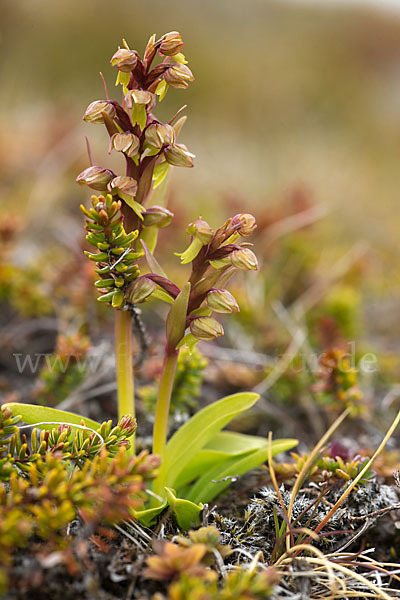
left=174, top=431, right=269, bottom=489
left=174, top=449, right=230, bottom=489
left=3, top=402, right=101, bottom=432
left=153, top=392, right=259, bottom=494
left=186, top=438, right=298, bottom=504
left=205, top=431, right=269, bottom=454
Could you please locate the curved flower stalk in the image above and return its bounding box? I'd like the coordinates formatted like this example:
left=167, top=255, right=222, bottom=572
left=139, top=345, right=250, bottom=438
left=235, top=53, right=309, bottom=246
left=77, top=33, right=194, bottom=441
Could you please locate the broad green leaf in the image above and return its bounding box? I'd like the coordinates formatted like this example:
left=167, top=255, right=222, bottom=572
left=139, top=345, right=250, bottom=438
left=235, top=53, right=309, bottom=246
left=174, top=431, right=269, bottom=489
left=166, top=282, right=191, bottom=349
left=165, top=488, right=203, bottom=530
left=174, top=450, right=230, bottom=489
left=3, top=403, right=101, bottom=432
left=154, top=392, right=259, bottom=493
left=205, top=431, right=269, bottom=454
left=186, top=438, right=298, bottom=504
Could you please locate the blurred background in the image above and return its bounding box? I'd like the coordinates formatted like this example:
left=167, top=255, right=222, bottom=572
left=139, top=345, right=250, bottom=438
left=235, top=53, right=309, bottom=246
left=1, top=0, right=400, bottom=448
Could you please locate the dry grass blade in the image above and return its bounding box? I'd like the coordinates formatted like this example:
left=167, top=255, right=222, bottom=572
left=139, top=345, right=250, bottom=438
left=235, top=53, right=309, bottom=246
left=298, top=408, right=400, bottom=550
left=301, top=557, right=395, bottom=600
left=279, top=543, right=341, bottom=597
left=284, top=408, right=350, bottom=554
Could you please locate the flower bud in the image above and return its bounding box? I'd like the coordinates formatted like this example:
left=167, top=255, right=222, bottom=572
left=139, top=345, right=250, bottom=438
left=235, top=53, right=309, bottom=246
left=118, top=415, right=137, bottom=435
left=125, top=89, right=154, bottom=108
left=128, top=277, right=156, bottom=304
left=206, top=289, right=239, bottom=314
left=145, top=123, right=175, bottom=149
left=187, top=218, right=214, bottom=244
left=164, top=62, right=194, bottom=89
left=111, top=132, right=140, bottom=157
left=143, top=206, right=173, bottom=228
left=190, top=317, right=224, bottom=341
left=76, top=166, right=114, bottom=191
left=231, top=213, right=257, bottom=237
left=57, top=424, right=72, bottom=436
left=159, top=31, right=184, bottom=56
left=83, top=100, right=116, bottom=124
left=108, top=175, right=138, bottom=201
left=110, top=48, right=138, bottom=72
left=230, top=248, right=258, bottom=271
left=164, top=143, right=195, bottom=168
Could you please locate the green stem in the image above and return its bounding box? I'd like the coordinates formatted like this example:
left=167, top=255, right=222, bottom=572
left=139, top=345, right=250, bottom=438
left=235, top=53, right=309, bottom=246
left=115, top=309, right=135, bottom=454
left=152, top=348, right=179, bottom=462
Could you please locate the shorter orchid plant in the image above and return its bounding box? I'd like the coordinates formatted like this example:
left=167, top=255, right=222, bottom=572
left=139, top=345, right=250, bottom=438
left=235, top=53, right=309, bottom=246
left=3, top=32, right=297, bottom=529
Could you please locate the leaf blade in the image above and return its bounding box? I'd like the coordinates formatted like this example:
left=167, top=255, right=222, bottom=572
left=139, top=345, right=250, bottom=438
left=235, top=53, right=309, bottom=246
left=3, top=403, right=101, bottom=432
left=155, top=392, right=260, bottom=492
left=187, top=438, right=298, bottom=504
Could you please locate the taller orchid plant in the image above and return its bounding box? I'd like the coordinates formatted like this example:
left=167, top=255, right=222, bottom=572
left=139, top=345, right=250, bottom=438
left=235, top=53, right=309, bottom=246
left=76, top=32, right=261, bottom=459
left=76, top=33, right=195, bottom=447
left=4, top=33, right=297, bottom=529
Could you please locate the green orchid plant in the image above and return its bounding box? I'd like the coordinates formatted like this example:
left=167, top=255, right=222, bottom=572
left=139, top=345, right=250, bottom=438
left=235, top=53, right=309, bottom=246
left=3, top=32, right=297, bottom=530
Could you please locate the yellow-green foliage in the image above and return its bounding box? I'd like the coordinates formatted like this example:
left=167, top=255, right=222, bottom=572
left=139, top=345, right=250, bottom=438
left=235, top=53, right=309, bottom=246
left=147, top=526, right=279, bottom=599
left=154, top=568, right=279, bottom=600
left=175, top=526, right=232, bottom=564
left=141, top=347, right=208, bottom=414
left=0, top=448, right=159, bottom=592
left=81, top=194, right=143, bottom=308
left=273, top=450, right=374, bottom=488
left=0, top=405, right=160, bottom=593
left=8, top=415, right=138, bottom=466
